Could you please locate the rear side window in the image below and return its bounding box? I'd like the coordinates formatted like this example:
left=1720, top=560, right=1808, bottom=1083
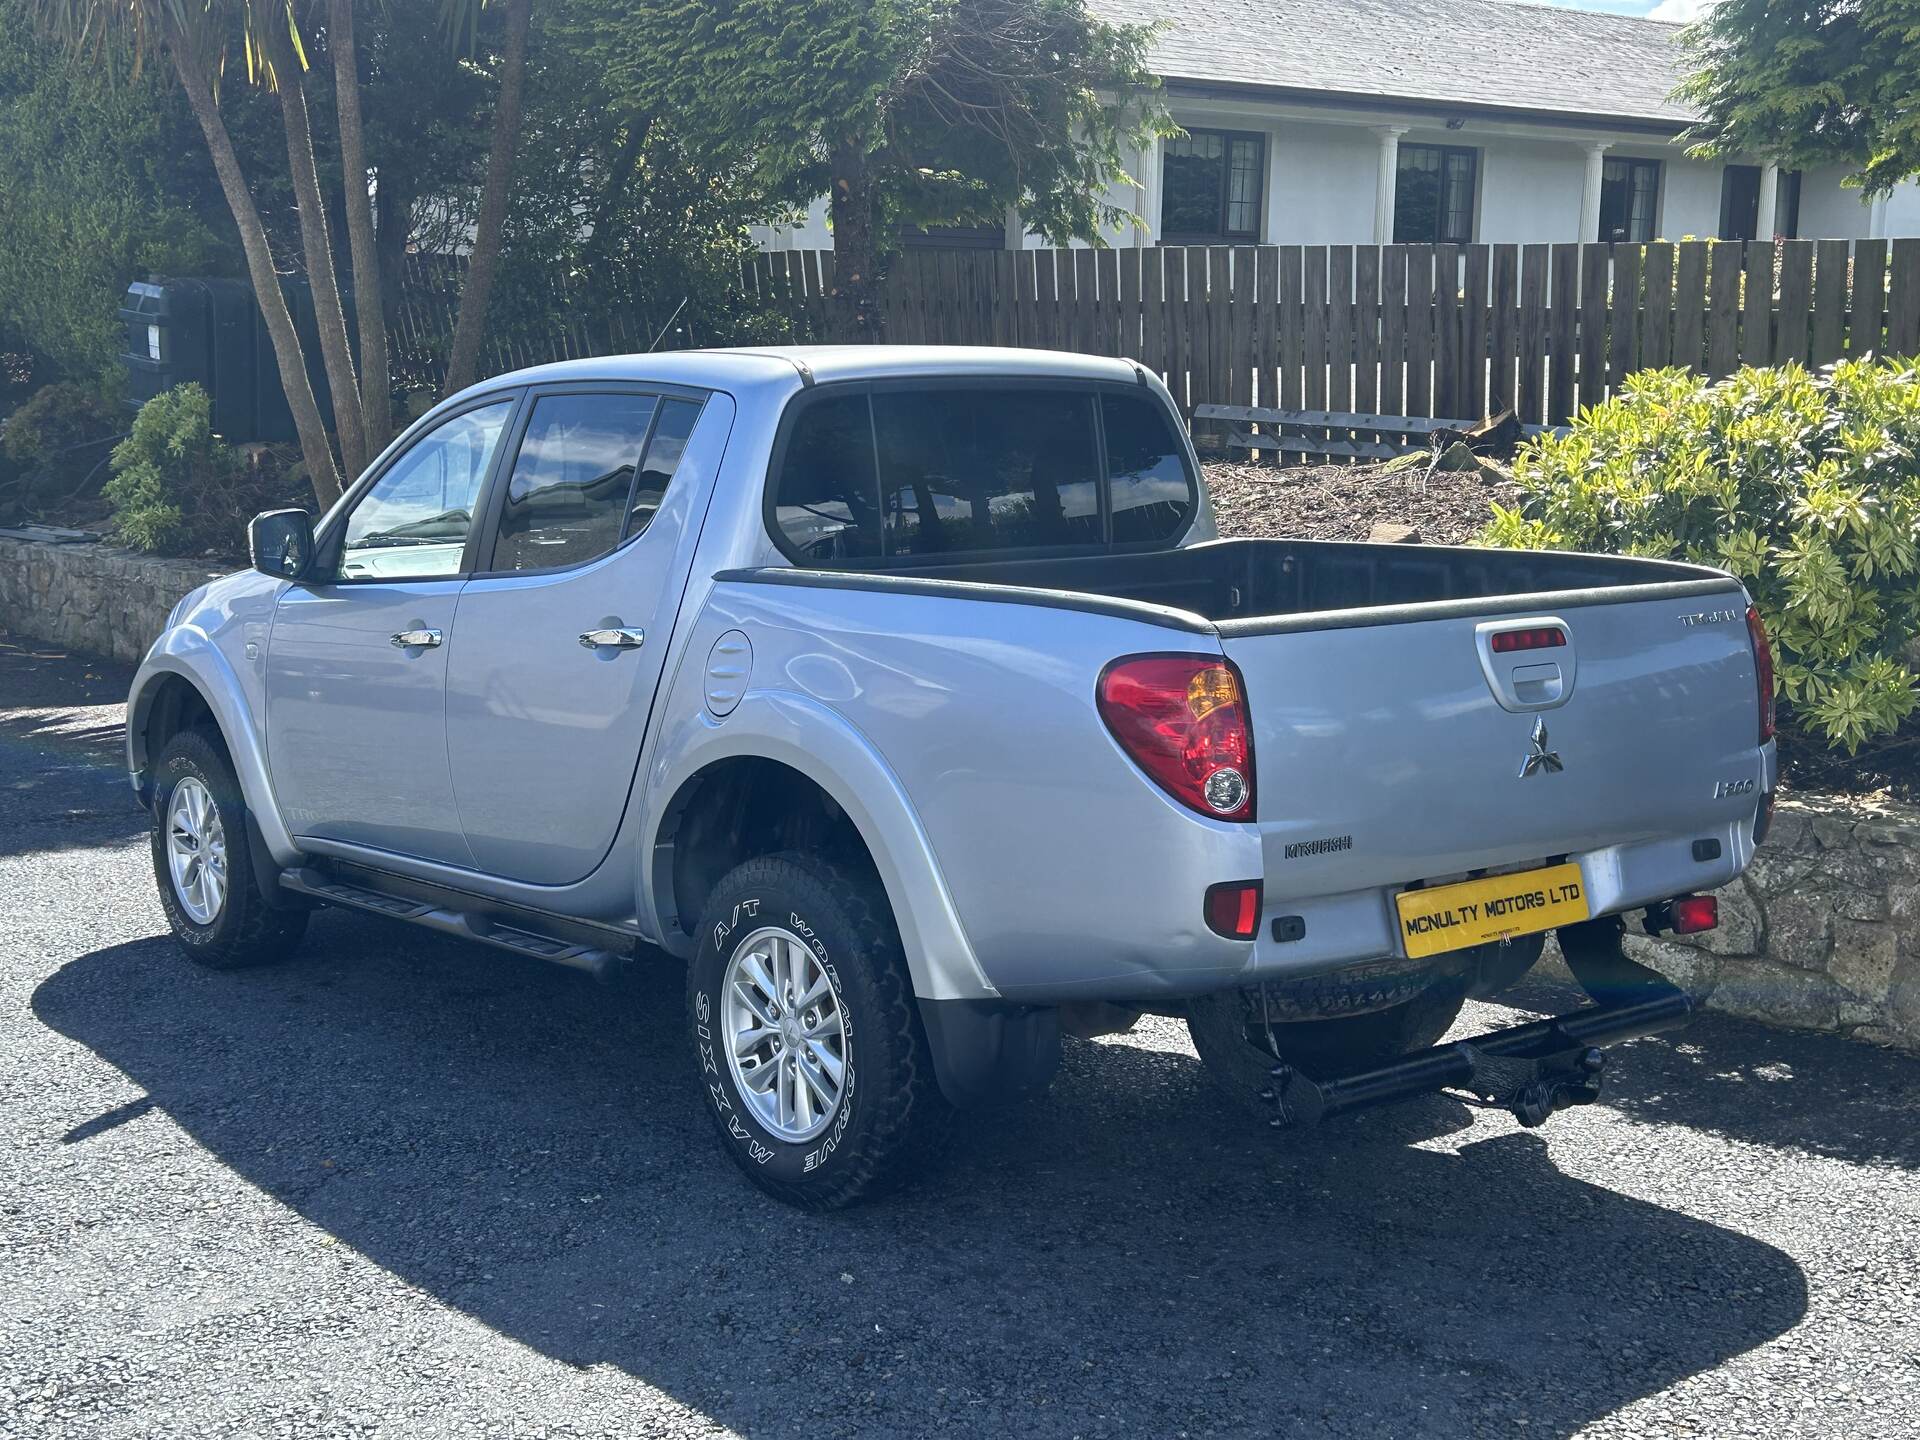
left=769, top=392, right=882, bottom=563
left=627, top=398, right=702, bottom=539
left=491, top=393, right=657, bottom=572
left=768, top=383, right=1195, bottom=565
left=1103, top=392, right=1198, bottom=544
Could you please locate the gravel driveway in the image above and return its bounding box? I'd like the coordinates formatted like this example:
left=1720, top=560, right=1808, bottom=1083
left=3, top=630, right=1918, bottom=1438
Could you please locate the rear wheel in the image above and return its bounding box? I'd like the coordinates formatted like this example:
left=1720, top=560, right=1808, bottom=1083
left=149, top=727, right=308, bottom=969
left=1186, top=979, right=1466, bottom=1120
left=687, top=852, right=951, bottom=1209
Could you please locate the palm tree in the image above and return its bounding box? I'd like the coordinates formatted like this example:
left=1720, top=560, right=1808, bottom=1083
left=440, top=0, right=534, bottom=397
left=30, top=0, right=348, bottom=505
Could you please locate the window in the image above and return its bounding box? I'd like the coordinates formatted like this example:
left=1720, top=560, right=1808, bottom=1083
left=1776, top=170, right=1802, bottom=240
left=767, top=385, right=1198, bottom=564
left=1160, top=130, right=1264, bottom=242
left=1394, top=146, right=1477, bottom=245
left=1102, top=392, right=1198, bottom=544
left=1719, top=164, right=1761, bottom=241
left=769, top=393, right=882, bottom=564
left=628, top=398, right=702, bottom=537
left=873, top=389, right=1100, bottom=557
left=336, top=400, right=512, bottom=582
left=1599, top=158, right=1660, bottom=243
left=489, top=393, right=657, bottom=572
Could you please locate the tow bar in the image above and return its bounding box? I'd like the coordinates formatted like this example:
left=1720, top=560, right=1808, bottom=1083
left=1261, top=916, right=1692, bottom=1130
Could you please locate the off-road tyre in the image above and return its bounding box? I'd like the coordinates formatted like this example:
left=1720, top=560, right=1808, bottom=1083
left=1186, top=979, right=1467, bottom=1121
left=150, top=727, right=308, bottom=969
left=687, top=852, right=953, bottom=1210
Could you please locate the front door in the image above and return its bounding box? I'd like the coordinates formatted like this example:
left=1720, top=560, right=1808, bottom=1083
left=445, top=385, right=730, bottom=885
left=264, top=396, right=517, bottom=866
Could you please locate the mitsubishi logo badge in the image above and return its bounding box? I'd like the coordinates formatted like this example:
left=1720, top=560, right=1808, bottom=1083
left=1519, top=717, right=1564, bottom=778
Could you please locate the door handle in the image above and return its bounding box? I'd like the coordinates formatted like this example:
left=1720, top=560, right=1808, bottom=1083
left=579, top=627, right=645, bottom=651
left=389, top=628, right=443, bottom=649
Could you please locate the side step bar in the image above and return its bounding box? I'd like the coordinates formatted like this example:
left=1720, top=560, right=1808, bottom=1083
left=1265, top=916, right=1692, bottom=1130
left=279, top=865, right=636, bottom=981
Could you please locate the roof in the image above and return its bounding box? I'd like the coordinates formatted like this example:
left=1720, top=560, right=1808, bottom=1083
left=470, top=346, right=1143, bottom=398
left=1090, top=0, right=1698, bottom=128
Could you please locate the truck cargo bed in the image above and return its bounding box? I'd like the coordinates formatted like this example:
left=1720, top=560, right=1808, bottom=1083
left=894, top=538, right=1734, bottom=631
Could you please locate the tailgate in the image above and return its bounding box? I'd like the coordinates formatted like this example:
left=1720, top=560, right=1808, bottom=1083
left=1222, top=588, right=1765, bottom=912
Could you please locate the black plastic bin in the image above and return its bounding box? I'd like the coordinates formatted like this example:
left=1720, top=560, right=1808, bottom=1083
left=118, top=276, right=348, bottom=443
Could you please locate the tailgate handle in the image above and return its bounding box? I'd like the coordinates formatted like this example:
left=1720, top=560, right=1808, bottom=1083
left=1476, top=618, right=1577, bottom=713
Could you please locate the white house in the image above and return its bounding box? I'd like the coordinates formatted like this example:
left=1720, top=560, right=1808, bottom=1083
left=753, top=0, right=1920, bottom=252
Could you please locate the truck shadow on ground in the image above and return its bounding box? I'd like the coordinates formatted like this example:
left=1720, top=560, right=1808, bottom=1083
left=35, top=913, right=1813, bottom=1438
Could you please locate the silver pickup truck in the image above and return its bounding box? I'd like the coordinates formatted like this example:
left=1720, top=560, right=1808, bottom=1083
left=127, top=346, right=1776, bottom=1208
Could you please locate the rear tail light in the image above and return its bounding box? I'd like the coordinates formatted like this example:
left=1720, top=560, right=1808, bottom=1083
left=1097, top=655, right=1255, bottom=821
left=1746, top=605, right=1775, bottom=744
left=1671, top=895, right=1719, bottom=935
left=1490, top=626, right=1567, bottom=654
left=1204, top=880, right=1263, bottom=940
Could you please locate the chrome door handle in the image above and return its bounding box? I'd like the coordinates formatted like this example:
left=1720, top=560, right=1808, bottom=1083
left=389, top=628, right=443, bottom=649
left=579, top=627, right=645, bottom=651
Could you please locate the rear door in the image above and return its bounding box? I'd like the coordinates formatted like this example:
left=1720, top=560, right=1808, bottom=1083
left=444, top=384, right=731, bottom=885
left=1220, top=592, right=1763, bottom=906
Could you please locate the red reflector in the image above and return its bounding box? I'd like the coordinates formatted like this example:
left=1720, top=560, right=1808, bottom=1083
left=1671, top=895, right=1718, bottom=935
left=1205, top=880, right=1263, bottom=940
left=1490, top=626, right=1567, bottom=654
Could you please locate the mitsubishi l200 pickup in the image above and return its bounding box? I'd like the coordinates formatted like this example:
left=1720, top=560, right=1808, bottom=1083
left=127, top=347, right=1776, bottom=1208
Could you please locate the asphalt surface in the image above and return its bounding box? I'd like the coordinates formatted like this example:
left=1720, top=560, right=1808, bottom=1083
left=3, top=629, right=1919, bottom=1439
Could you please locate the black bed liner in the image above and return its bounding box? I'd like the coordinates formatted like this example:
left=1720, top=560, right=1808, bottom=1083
left=718, top=538, right=1741, bottom=636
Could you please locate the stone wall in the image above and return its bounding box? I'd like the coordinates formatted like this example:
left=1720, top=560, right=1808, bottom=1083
left=0, top=536, right=221, bottom=666
left=1623, top=796, right=1920, bottom=1053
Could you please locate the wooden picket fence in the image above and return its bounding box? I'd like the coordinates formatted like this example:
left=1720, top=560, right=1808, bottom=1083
left=745, top=239, right=1920, bottom=429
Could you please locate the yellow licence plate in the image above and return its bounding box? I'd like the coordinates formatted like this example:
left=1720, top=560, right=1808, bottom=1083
left=1395, top=863, right=1589, bottom=959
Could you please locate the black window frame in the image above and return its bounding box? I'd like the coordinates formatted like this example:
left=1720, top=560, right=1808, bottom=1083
left=1159, top=128, right=1265, bottom=244
left=763, top=377, right=1201, bottom=570
left=1599, top=157, right=1662, bottom=244
left=1393, top=144, right=1478, bottom=246
left=469, top=380, right=711, bottom=581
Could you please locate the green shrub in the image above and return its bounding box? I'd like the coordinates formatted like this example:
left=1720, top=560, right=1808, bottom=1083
left=1483, top=360, right=1920, bottom=753
left=0, top=380, right=114, bottom=469
left=104, top=384, right=239, bottom=553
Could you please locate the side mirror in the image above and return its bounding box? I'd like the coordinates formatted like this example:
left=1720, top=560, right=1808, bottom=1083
left=249, top=509, right=313, bottom=580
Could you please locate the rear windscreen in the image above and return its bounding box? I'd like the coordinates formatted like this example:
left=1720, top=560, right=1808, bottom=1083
left=768, top=383, right=1196, bottom=566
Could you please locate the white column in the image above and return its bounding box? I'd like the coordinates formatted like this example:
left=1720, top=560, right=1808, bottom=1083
left=1131, top=134, right=1160, bottom=247
left=1372, top=126, right=1408, bottom=244
left=1002, top=205, right=1024, bottom=251
left=1869, top=190, right=1891, bottom=240
left=1755, top=162, right=1780, bottom=241
left=1578, top=142, right=1611, bottom=242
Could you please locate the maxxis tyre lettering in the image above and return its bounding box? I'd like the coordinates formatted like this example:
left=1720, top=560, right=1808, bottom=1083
left=688, top=852, right=952, bottom=1210
left=149, top=726, right=308, bottom=970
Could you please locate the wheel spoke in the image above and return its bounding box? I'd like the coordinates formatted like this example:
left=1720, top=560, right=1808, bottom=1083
left=792, top=1062, right=814, bottom=1131
left=798, top=1053, right=837, bottom=1110
left=741, top=1056, right=779, bottom=1093
left=795, top=968, right=832, bottom=1013
left=740, top=951, right=778, bottom=1010
left=732, top=1023, right=777, bottom=1057
left=802, top=1009, right=839, bottom=1040
left=805, top=1040, right=844, bottom=1087
left=731, top=978, right=776, bottom=1028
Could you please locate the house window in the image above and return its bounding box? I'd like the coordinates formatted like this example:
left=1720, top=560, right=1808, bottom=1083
left=1599, top=158, right=1660, bottom=243
left=1394, top=145, right=1477, bottom=245
left=1776, top=170, right=1802, bottom=240
left=1160, top=130, right=1263, bottom=242
left=1720, top=165, right=1803, bottom=241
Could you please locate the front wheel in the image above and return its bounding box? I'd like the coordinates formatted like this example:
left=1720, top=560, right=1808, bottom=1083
left=149, top=727, right=308, bottom=969
left=687, top=852, right=952, bottom=1210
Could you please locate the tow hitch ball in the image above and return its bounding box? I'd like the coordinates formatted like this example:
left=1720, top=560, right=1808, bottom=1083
left=1260, top=916, right=1693, bottom=1131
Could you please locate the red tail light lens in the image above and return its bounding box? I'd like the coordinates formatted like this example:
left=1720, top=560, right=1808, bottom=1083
left=1097, top=655, right=1255, bottom=821
left=1671, top=895, right=1719, bottom=935
left=1746, top=606, right=1775, bottom=744
left=1205, top=880, right=1263, bottom=940
left=1490, top=626, right=1567, bottom=654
